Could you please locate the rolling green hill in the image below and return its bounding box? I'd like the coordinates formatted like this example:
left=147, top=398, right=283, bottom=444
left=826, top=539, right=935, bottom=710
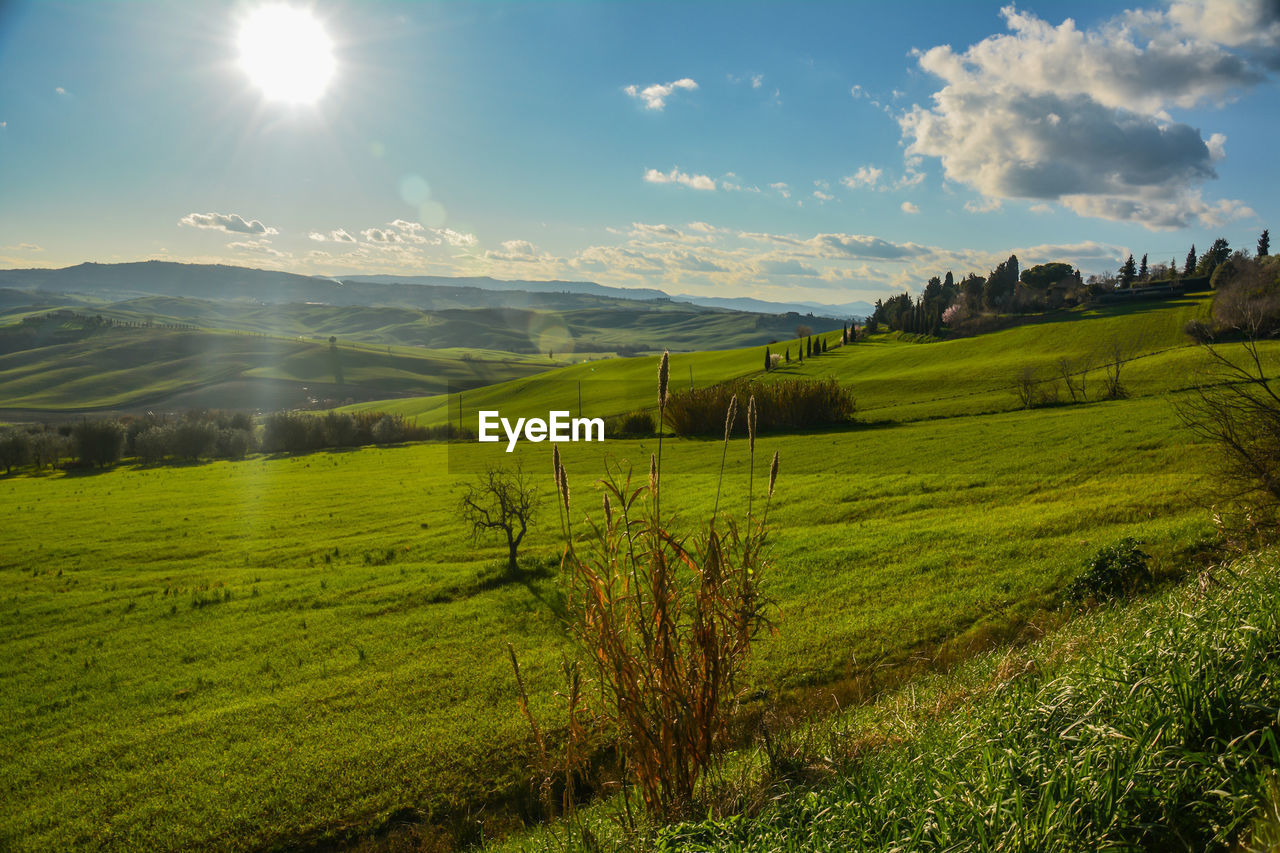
left=348, top=294, right=1217, bottom=427
left=0, top=317, right=554, bottom=413
left=0, top=291, right=1246, bottom=850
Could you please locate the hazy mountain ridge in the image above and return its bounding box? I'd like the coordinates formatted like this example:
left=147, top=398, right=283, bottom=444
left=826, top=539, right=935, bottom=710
left=0, top=261, right=855, bottom=320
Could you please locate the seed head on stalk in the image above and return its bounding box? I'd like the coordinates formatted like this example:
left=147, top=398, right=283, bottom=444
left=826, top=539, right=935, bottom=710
left=724, top=394, right=738, bottom=443
left=747, top=395, right=757, bottom=455
left=768, top=450, right=780, bottom=498
left=658, top=351, right=670, bottom=408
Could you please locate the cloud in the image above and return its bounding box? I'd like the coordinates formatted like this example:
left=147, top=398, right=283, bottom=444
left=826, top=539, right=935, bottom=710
left=751, top=73, right=764, bottom=89
left=757, top=258, right=820, bottom=277
left=901, top=201, right=920, bottom=214
left=361, top=227, right=407, bottom=245
left=55, top=86, right=67, bottom=96
left=2, top=242, right=43, bottom=252
left=841, top=166, right=882, bottom=189
left=644, top=167, right=716, bottom=191
left=624, top=77, right=698, bottom=110
left=309, top=228, right=356, bottom=243
left=769, top=182, right=791, bottom=199
left=227, top=239, right=288, bottom=258
left=813, top=190, right=835, bottom=202
left=964, top=197, right=1003, bottom=214
left=179, top=212, right=278, bottom=236
left=899, top=4, right=1266, bottom=229
left=436, top=228, right=477, bottom=247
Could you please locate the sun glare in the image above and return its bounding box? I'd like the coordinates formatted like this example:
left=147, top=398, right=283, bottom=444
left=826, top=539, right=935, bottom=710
left=238, top=5, right=335, bottom=104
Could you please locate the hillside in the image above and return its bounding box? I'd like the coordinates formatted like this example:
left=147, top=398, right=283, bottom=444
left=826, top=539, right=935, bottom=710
left=0, top=316, right=552, bottom=413
left=348, top=293, right=1215, bottom=427
left=0, top=292, right=1248, bottom=850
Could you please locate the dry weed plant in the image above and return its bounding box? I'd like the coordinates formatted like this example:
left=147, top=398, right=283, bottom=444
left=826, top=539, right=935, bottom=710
left=510, top=351, right=780, bottom=829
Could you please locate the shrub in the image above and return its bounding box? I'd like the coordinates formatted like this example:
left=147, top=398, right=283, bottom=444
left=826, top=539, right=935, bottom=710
left=0, top=428, right=31, bottom=473
left=72, top=419, right=126, bottom=469
left=170, top=420, right=218, bottom=461
left=371, top=414, right=406, bottom=445
left=28, top=430, right=70, bottom=470
left=664, top=378, right=854, bottom=436
left=323, top=411, right=359, bottom=447
left=133, top=426, right=172, bottom=465
left=617, top=410, right=655, bottom=436
left=1064, top=538, right=1152, bottom=602
left=261, top=412, right=323, bottom=454
left=214, top=428, right=255, bottom=460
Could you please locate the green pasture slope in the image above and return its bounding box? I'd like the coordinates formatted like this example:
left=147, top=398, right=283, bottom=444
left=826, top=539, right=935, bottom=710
left=349, top=293, right=1215, bottom=429
left=0, top=294, right=1246, bottom=850
left=0, top=322, right=552, bottom=412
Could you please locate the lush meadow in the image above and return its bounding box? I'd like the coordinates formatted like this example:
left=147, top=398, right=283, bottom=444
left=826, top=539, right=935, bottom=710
left=0, top=377, right=1223, bottom=848
left=347, top=294, right=1217, bottom=429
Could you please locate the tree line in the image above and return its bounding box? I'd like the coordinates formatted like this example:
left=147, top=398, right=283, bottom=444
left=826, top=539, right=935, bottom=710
left=862, top=229, right=1270, bottom=338
left=0, top=409, right=471, bottom=474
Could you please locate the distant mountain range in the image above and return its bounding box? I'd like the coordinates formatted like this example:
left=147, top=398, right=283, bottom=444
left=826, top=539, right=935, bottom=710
left=0, top=261, right=868, bottom=319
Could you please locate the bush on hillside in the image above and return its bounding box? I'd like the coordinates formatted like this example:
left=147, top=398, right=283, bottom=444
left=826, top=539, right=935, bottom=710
left=1064, top=538, right=1152, bottom=602
left=664, top=378, right=854, bottom=436
left=611, top=410, right=655, bottom=436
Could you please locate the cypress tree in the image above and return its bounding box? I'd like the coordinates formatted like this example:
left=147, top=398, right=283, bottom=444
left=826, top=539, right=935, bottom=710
left=1259, top=229, right=1270, bottom=258
left=764, top=346, right=771, bottom=371
left=1185, top=245, right=1197, bottom=276
left=785, top=348, right=790, bottom=363
left=1138, top=253, right=1148, bottom=281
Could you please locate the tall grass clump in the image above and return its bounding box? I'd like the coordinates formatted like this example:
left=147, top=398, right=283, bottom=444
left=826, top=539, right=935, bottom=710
left=663, top=377, right=853, bottom=437
left=520, top=351, right=780, bottom=824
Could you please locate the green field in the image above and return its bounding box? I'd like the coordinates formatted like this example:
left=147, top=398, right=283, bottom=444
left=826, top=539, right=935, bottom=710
left=4, top=293, right=1266, bottom=849
left=0, top=320, right=555, bottom=412
left=348, top=294, right=1215, bottom=428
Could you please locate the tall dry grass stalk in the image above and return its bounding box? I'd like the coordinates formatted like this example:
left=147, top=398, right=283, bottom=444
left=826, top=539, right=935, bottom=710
left=515, top=353, right=779, bottom=823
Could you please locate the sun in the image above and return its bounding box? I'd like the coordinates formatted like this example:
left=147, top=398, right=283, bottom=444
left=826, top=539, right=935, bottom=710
left=238, top=5, right=335, bottom=104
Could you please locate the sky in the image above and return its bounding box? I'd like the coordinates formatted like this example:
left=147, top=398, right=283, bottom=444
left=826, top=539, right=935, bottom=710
left=1, top=0, right=1278, bottom=306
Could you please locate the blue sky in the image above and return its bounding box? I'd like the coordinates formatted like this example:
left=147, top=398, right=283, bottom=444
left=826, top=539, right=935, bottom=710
left=1, top=0, right=1277, bottom=304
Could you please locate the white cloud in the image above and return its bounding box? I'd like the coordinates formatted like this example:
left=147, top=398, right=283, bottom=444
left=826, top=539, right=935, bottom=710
left=624, top=77, right=698, bottom=110
left=901, top=201, right=920, bottom=214
left=813, top=190, right=835, bottom=202
left=179, top=212, right=278, bottom=236
left=227, top=239, right=288, bottom=258
left=898, top=4, right=1266, bottom=229
left=2, top=242, right=43, bottom=252
left=841, top=166, right=882, bottom=190
left=55, top=86, right=67, bottom=96
left=644, top=167, right=716, bottom=191
left=436, top=228, right=477, bottom=247
left=769, top=182, right=791, bottom=199
left=308, top=228, right=357, bottom=243
left=361, top=227, right=406, bottom=244
left=751, top=73, right=764, bottom=89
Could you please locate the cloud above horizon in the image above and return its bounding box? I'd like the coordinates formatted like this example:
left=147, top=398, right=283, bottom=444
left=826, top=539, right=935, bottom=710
left=179, top=212, right=278, bottom=236
left=644, top=166, right=716, bottom=190
left=899, top=3, right=1272, bottom=229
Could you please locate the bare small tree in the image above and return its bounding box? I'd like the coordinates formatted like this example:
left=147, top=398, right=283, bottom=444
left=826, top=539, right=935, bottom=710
left=459, top=465, right=539, bottom=577
left=1013, top=366, right=1038, bottom=409
left=1175, top=304, right=1280, bottom=523
left=1055, top=355, right=1089, bottom=403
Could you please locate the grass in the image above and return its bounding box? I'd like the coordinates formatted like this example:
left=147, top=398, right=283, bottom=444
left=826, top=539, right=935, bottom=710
left=2, top=291, right=1263, bottom=849
left=0, top=388, right=1220, bottom=849
left=638, top=548, right=1280, bottom=852
left=0, top=321, right=554, bottom=411
left=346, top=294, right=1220, bottom=429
